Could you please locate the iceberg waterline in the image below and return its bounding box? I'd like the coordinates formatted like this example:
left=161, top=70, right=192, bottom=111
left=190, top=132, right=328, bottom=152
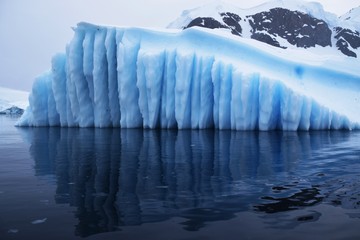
left=17, top=23, right=360, bottom=130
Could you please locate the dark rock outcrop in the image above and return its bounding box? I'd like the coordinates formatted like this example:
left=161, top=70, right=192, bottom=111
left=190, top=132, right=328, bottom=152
left=181, top=6, right=360, bottom=58
left=0, top=106, right=24, bottom=115
left=220, top=12, right=242, bottom=36
left=248, top=8, right=332, bottom=48
left=186, top=17, right=227, bottom=30
left=334, top=27, right=360, bottom=57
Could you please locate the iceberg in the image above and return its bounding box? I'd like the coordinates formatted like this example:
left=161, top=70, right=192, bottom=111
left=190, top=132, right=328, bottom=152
left=17, top=22, right=360, bottom=130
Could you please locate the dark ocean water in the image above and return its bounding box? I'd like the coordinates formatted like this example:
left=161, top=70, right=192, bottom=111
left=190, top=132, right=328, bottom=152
left=1, top=115, right=360, bottom=240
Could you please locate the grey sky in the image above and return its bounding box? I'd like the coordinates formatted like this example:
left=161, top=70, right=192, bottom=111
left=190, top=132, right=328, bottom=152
left=0, top=0, right=358, bottom=91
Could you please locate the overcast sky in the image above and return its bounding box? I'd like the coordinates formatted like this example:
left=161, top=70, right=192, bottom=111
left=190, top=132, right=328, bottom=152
left=0, top=0, right=359, bottom=91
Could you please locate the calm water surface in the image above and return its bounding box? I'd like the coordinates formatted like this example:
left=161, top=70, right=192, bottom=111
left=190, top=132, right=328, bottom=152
left=1, top=115, right=360, bottom=239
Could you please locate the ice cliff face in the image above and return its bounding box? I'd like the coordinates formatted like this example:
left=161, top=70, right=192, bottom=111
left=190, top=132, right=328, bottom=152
left=169, top=0, right=360, bottom=58
left=16, top=22, right=360, bottom=130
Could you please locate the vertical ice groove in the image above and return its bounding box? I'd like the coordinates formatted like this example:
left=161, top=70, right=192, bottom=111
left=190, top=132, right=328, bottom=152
left=342, top=118, right=352, bottom=130
left=322, top=109, right=330, bottom=129
left=323, top=108, right=331, bottom=129
left=310, top=101, right=322, bottom=130
left=232, top=71, right=260, bottom=130
left=51, top=53, right=68, bottom=126
left=105, top=27, right=120, bottom=127
left=211, top=61, right=221, bottom=129
left=66, top=41, right=80, bottom=127
left=330, top=112, right=350, bottom=130
left=83, top=29, right=95, bottom=103
left=326, top=111, right=333, bottom=130
left=299, top=96, right=311, bottom=130
left=280, top=85, right=302, bottom=130
left=65, top=45, right=76, bottom=127
left=117, top=30, right=142, bottom=128
left=247, top=73, right=260, bottom=130
left=191, top=54, right=201, bottom=129
left=82, top=27, right=95, bottom=126
left=199, top=56, right=214, bottom=129
left=93, top=27, right=111, bottom=127
left=259, top=78, right=280, bottom=131
left=160, top=57, right=167, bottom=128
left=175, top=51, right=194, bottom=129
left=310, top=102, right=332, bottom=130
left=137, top=50, right=165, bottom=128
left=115, top=28, right=125, bottom=126
left=145, top=51, right=165, bottom=128
left=136, top=50, right=149, bottom=127
left=46, top=72, right=60, bottom=126
left=231, top=70, right=251, bottom=130
left=330, top=113, right=341, bottom=130
left=30, top=73, right=50, bottom=126
left=161, top=50, right=177, bottom=128
left=231, top=70, right=241, bottom=130
left=219, top=63, right=232, bottom=130
left=69, top=28, right=93, bottom=127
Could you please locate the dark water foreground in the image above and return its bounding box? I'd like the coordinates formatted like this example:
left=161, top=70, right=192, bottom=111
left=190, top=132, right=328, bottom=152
left=1, top=115, right=360, bottom=240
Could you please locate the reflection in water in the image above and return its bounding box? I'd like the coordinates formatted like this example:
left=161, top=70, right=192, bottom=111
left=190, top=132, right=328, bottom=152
left=255, top=185, right=323, bottom=213
left=17, top=128, right=360, bottom=237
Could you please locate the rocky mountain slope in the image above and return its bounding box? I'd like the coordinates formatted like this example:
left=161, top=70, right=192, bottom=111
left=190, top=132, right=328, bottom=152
left=168, top=0, right=360, bottom=58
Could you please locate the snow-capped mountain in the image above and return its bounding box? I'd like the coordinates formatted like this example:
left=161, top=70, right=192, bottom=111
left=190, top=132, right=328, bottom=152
left=168, top=0, right=360, bottom=58
left=0, top=87, right=29, bottom=114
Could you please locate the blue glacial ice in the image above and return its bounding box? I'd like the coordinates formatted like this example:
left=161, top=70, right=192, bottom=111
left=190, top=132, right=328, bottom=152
left=17, top=22, right=360, bottom=130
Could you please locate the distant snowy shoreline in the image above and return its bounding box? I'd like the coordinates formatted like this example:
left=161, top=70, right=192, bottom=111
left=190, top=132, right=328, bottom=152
left=0, top=87, right=29, bottom=115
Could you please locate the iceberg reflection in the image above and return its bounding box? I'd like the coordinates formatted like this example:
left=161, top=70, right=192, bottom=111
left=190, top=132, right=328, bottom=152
left=18, top=127, right=355, bottom=236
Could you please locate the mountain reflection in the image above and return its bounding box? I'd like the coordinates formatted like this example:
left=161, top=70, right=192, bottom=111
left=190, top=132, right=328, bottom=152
left=18, top=128, right=352, bottom=237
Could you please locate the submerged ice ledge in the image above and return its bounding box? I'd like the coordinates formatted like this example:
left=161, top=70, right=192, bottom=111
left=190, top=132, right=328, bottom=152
left=17, top=22, right=360, bottom=130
